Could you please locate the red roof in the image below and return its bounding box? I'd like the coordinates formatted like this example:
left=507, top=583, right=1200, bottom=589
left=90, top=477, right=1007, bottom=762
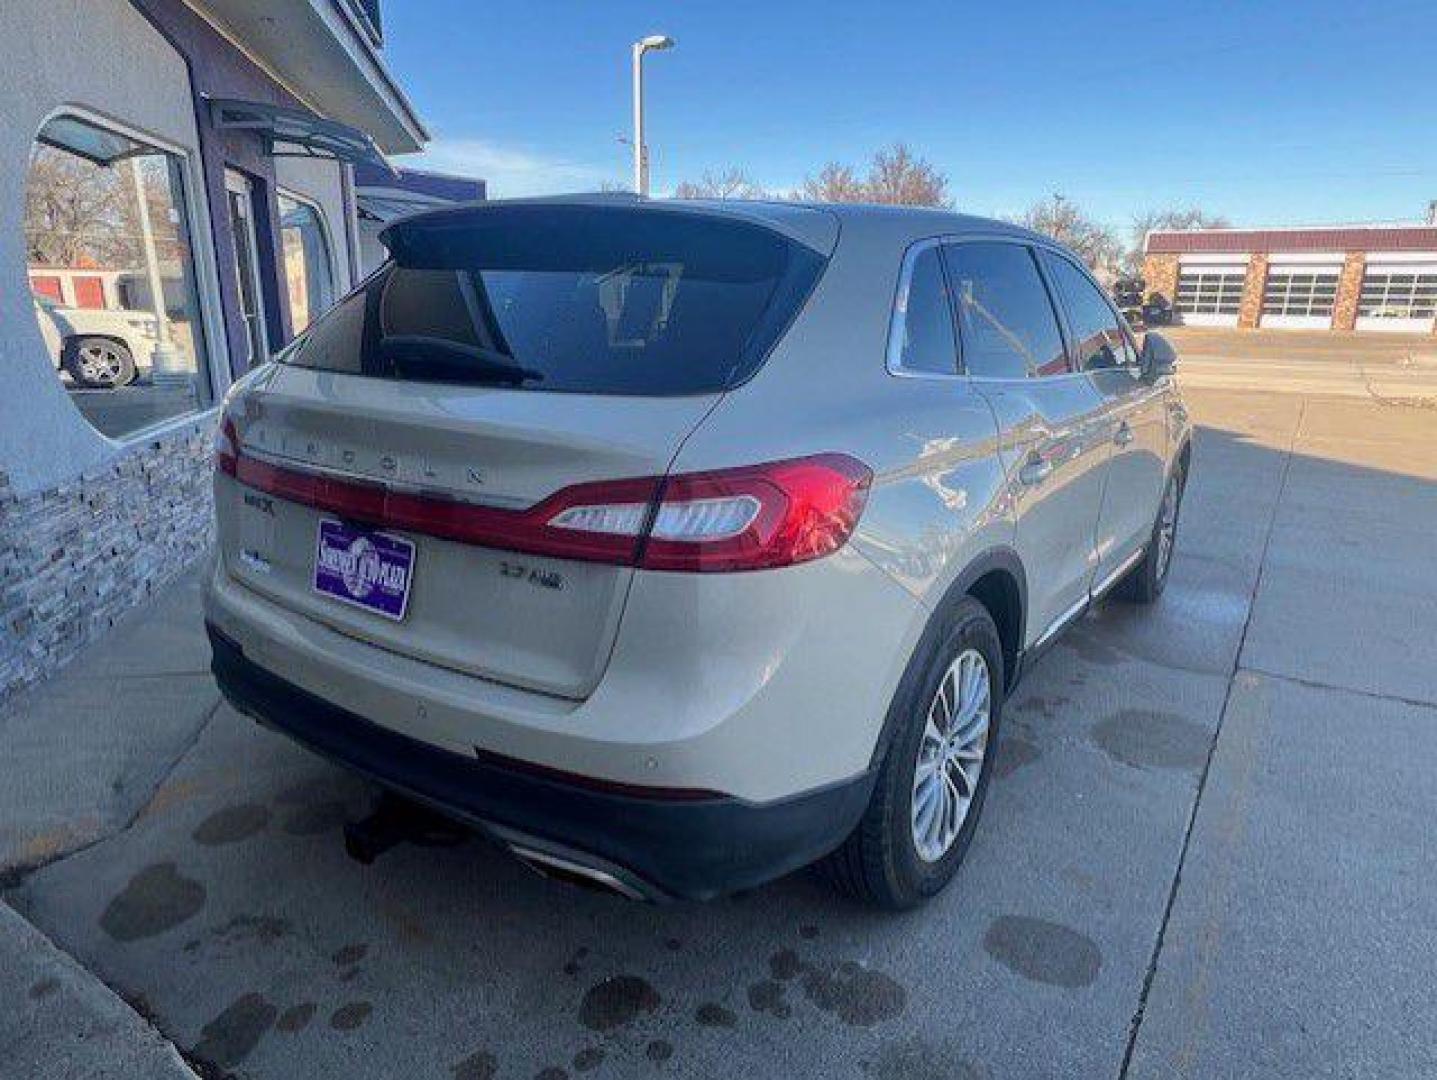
left=1146, top=226, right=1437, bottom=255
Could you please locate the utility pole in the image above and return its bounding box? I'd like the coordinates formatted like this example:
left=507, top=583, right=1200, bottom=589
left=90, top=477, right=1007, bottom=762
left=631, top=34, right=674, bottom=196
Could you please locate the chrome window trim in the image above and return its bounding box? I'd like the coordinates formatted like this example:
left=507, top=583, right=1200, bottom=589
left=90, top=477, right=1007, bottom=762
left=885, top=231, right=1087, bottom=385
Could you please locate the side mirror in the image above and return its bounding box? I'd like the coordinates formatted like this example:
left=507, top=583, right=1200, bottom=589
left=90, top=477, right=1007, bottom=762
left=1140, top=331, right=1178, bottom=381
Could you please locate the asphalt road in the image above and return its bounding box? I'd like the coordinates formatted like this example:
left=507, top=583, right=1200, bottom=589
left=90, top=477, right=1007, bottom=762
left=3, top=383, right=1434, bottom=1079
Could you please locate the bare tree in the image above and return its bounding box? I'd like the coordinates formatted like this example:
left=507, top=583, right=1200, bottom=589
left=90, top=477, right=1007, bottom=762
left=673, top=167, right=767, bottom=200
left=862, top=143, right=950, bottom=207
left=1016, top=195, right=1122, bottom=281
left=1127, top=207, right=1230, bottom=271
left=799, top=162, right=866, bottom=203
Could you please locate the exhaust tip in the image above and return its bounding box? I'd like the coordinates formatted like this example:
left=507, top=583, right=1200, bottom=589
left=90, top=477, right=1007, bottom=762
left=509, top=844, right=652, bottom=902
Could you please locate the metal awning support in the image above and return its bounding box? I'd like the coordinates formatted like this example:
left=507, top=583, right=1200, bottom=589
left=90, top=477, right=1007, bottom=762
left=207, top=97, right=394, bottom=174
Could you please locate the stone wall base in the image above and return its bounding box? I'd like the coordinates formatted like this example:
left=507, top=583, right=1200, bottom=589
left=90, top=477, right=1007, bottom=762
left=0, top=420, right=214, bottom=702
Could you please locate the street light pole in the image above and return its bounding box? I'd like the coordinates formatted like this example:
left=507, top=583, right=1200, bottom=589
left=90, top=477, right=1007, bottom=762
left=631, top=34, right=674, bottom=196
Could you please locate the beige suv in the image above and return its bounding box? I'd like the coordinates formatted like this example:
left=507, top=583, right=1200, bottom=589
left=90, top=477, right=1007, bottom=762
left=205, top=197, right=1190, bottom=907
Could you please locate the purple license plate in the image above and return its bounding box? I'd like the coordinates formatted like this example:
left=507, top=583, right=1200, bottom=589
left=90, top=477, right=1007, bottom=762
left=313, top=519, right=415, bottom=621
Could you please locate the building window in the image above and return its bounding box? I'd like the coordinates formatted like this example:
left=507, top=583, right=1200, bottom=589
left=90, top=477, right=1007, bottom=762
left=24, top=114, right=212, bottom=438
left=1263, top=270, right=1339, bottom=318
left=279, top=193, right=337, bottom=333
left=1358, top=270, right=1437, bottom=321
left=1175, top=268, right=1245, bottom=316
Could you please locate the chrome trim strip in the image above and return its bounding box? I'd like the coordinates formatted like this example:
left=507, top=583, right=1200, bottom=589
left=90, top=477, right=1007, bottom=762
left=237, top=445, right=530, bottom=510
left=1091, top=547, right=1146, bottom=600
left=1031, top=593, right=1089, bottom=652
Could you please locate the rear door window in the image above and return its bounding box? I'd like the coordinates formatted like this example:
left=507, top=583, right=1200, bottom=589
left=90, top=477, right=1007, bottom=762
left=284, top=205, right=827, bottom=396
left=942, top=242, right=1069, bottom=379
left=1043, top=252, right=1138, bottom=372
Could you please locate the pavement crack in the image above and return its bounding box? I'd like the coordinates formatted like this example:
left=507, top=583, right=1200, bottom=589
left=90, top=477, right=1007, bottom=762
left=1116, top=398, right=1305, bottom=1079
left=0, top=697, right=223, bottom=891
left=1237, top=666, right=1437, bottom=713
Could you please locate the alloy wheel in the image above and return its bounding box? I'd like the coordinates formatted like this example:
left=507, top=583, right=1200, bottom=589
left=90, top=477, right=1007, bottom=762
left=911, top=647, right=991, bottom=863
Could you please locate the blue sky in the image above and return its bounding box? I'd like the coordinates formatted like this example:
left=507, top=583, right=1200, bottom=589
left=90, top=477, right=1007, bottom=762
left=385, top=0, right=1436, bottom=235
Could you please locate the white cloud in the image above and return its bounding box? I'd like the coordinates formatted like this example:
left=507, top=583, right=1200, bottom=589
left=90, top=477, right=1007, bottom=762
left=397, top=137, right=622, bottom=198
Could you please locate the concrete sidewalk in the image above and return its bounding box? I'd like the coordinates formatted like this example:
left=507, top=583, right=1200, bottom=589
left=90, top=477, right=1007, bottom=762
left=0, top=900, right=196, bottom=1078
left=1, top=388, right=1433, bottom=1079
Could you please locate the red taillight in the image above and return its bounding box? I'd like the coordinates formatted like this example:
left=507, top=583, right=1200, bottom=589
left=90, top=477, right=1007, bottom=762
left=214, top=414, right=239, bottom=477
left=638, top=455, right=872, bottom=571
left=226, top=445, right=870, bottom=573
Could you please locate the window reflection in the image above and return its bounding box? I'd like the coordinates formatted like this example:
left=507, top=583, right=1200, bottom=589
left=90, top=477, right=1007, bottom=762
left=279, top=193, right=336, bottom=333
left=25, top=115, right=210, bottom=438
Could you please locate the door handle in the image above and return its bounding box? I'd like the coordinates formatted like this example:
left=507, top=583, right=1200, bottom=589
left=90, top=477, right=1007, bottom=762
left=1114, top=421, right=1134, bottom=447
left=1019, top=454, right=1053, bottom=487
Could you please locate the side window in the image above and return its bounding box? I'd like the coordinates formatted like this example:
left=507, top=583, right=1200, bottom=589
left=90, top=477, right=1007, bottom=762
left=942, top=242, right=1067, bottom=379
left=889, top=245, right=958, bottom=376
left=1044, top=253, right=1137, bottom=371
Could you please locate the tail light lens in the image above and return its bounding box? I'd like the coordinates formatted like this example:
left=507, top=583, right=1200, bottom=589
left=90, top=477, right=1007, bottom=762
left=225, top=439, right=871, bottom=573
left=638, top=455, right=871, bottom=571
left=214, top=413, right=239, bottom=477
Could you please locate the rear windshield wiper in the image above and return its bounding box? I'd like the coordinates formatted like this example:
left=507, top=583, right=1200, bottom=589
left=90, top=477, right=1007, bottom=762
left=378, top=335, right=545, bottom=385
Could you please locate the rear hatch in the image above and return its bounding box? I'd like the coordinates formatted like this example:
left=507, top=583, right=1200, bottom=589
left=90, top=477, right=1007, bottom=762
left=216, top=201, right=828, bottom=699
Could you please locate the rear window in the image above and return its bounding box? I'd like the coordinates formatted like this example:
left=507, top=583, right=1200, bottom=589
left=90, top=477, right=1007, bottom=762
left=282, top=204, right=827, bottom=395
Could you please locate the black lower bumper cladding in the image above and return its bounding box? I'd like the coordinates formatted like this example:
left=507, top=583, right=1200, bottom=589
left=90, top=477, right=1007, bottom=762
left=207, top=625, right=874, bottom=901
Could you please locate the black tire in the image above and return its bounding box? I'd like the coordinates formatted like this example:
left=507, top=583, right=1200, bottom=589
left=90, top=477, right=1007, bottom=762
left=819, top=597, right=1004, bottom=909
left=1116, top=463, right=1186, bottom=604
left=62, top=337, right=136, bottom=389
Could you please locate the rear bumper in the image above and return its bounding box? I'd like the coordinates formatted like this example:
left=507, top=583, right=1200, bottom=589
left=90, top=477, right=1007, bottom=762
left=209, top=625, right=874, bottom=900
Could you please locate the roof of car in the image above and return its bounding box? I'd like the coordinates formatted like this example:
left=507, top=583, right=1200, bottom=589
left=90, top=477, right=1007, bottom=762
left=383, top=193, right=1047, bottom=259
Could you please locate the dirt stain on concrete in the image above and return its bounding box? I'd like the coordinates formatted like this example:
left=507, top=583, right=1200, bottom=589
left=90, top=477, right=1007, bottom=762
left=535, top=1068, right=568, bottom=1080
left=800, top=962, right=907, bottom=1027
left=190, top=913, right=290, bottom=952
left=747, top=979, right=791, bottom=1019
left=769, top=948, right=803, bottom=981
left=192, top=803, right=270, bottom=846
left=563, top=946, right=589, bottom=977
left=191, top=991, right=277, bottom=1070
left=451, top=1049, right=498, bottom=1079
left=99, top=862, right=206, bottom=942
left=578, top=975, right=660, bottom=1031
left=695, top=1002, right=737, bottom=1028
left=573, top=1047, right=605, bottom=1072
left=1063, top=634, right=1125, bottom=667
left=1092, top=710, right=1210, bottom=771
left=329, top=1001, right=372, bottom=1031
left=332, top=942, right=369, bottom=966
left=28, top=976, right=60, bottom=1000
left=275, top=1002, right=316, bottom=1034
left=992, top=735, right=1041, bottom=779
left=982, top=915, right=1102, bottom=988
left=646, top=1039, right=674, bottom=1063
left=282, top=800, right=351, bottom=837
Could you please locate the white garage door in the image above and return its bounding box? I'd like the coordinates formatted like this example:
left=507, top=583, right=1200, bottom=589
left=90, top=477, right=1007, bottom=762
left=1261, top=261, right=1341, bottom=329
left=1356, top=261, right=1437, bottom=334
left=1174, top=263, right=1246, bottom=327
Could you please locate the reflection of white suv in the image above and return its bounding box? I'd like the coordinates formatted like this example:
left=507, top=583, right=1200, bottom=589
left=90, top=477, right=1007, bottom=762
left=206, top=198, right=1191, bottom=908
left=32, top=294, right=159, bottom=389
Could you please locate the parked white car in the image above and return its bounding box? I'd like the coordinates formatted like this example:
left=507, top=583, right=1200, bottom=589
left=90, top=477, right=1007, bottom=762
left=32, top=294, right=159, bottom=389
left=205, top=196, right=1191, bottom=907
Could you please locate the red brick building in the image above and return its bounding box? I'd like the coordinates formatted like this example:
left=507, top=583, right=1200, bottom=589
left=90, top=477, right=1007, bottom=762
left=1142, top=224, right=1437, bottom=334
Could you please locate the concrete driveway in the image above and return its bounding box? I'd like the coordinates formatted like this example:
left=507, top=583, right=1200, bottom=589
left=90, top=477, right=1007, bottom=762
left=3, top=384, right=1434, bottom=1079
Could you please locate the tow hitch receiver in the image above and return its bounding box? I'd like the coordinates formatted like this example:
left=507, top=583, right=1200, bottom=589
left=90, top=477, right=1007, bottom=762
left=342, top=791, right=471, bottom=865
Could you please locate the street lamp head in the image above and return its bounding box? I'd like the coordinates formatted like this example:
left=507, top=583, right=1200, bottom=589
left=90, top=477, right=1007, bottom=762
left=638, top=34, right=675, bottom=52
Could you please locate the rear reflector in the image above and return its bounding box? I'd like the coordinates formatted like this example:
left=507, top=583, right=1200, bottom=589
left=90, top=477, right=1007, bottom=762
left=220, top=429, right=870, bottom=572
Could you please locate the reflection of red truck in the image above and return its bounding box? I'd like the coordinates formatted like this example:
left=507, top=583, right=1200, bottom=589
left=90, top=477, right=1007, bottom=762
left=33, top=294, right=160, bottom=389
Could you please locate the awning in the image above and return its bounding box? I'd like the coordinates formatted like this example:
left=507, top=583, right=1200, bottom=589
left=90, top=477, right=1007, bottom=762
left=207, top=97, right=393, bottom=173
